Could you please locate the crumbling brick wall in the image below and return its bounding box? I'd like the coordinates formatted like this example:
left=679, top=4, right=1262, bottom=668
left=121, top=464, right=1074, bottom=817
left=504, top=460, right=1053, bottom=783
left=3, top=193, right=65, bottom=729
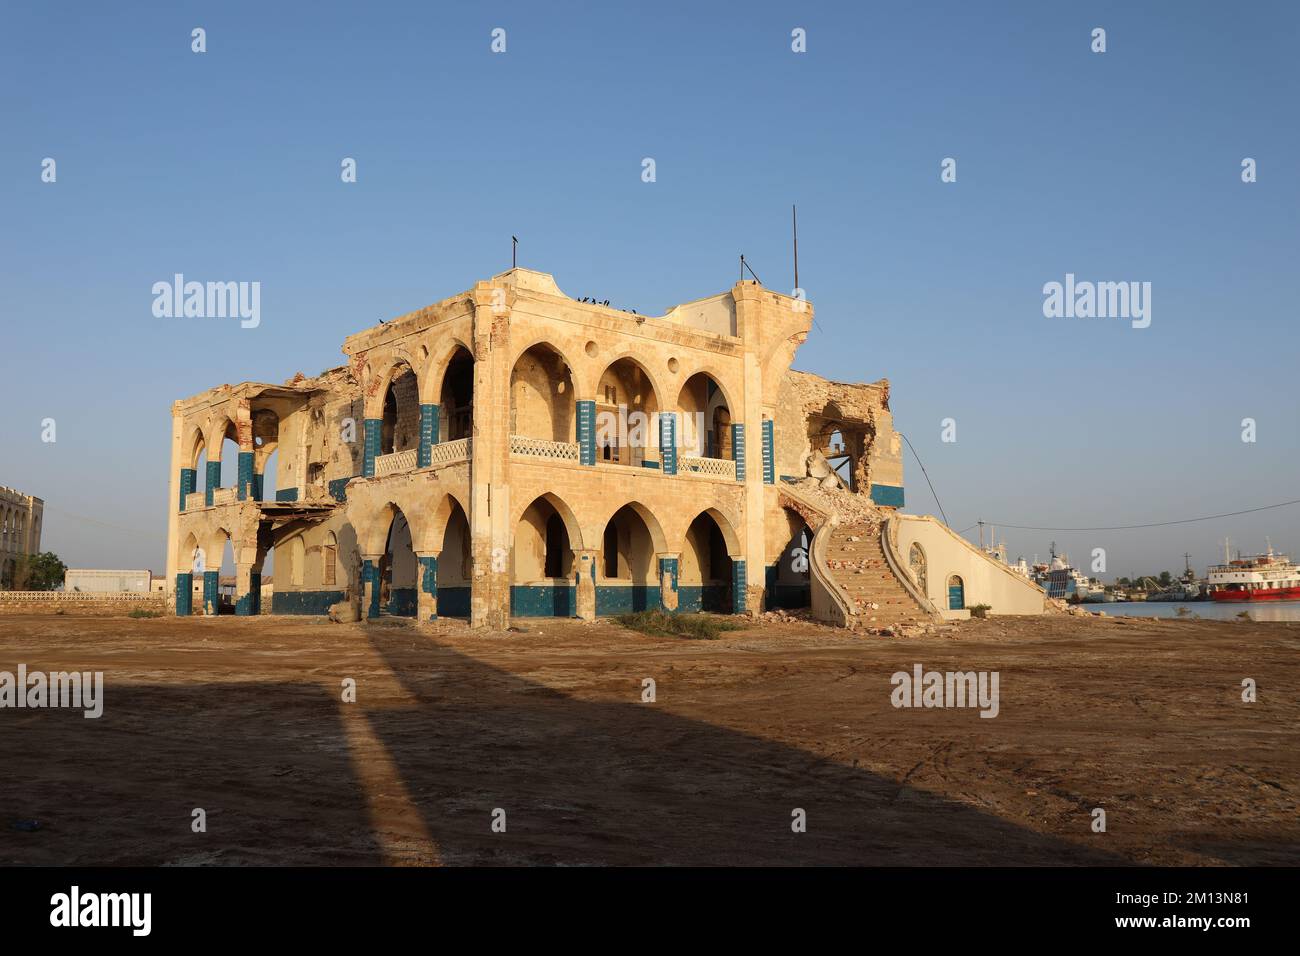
left=773, top=370, right=902, bottom=497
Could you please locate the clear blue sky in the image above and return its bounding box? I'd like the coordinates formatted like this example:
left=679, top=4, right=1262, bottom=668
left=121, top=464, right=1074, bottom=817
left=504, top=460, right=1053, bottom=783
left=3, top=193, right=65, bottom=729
left=2, top=0, right=1297, bottom=579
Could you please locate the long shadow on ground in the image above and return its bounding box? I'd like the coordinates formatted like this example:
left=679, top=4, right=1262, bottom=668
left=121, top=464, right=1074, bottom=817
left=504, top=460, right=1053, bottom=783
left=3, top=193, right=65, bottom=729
left=3, top=681, right=382, bottom=865
left=361, top=628, right=1124, bottom=866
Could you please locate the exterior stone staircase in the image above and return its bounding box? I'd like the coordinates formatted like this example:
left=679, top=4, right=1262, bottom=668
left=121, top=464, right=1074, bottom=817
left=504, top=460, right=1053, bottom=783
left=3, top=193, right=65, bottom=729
left=779, top=478, right=940, bottom=631
left=821, top=520, right=936, bottom=631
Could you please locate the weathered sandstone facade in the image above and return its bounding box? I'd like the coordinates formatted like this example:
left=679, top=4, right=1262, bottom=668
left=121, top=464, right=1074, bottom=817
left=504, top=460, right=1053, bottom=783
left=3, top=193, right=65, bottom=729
left=0, top=486, right=44, bottom=589
left=164, top=268, right=933, bottom=628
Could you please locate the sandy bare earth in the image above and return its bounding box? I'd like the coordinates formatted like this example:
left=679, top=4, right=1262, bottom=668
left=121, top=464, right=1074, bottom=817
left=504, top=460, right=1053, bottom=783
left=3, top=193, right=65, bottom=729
left=1, top=611, right=1296, bottom=866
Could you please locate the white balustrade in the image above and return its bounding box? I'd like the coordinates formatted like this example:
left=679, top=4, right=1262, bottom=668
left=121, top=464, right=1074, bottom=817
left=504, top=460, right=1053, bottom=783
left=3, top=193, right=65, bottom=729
left=509, top=435, right=580, bottom=462
left=678, top=455, right=736, bottom=480
left=375, top=448, right=418, bottom=477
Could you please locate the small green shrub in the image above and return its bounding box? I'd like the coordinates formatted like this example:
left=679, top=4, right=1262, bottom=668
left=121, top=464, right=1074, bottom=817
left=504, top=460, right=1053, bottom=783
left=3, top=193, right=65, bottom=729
left=968, top=604, right=991, bottom=619
left=128, top=608, right=163, bottom=619
left=615, top=610, right=745, bottom=640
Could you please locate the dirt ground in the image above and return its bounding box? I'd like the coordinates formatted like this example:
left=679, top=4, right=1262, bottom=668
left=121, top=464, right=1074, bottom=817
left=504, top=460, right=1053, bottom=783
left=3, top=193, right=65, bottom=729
left=2, top=611, right=1296, bottom=866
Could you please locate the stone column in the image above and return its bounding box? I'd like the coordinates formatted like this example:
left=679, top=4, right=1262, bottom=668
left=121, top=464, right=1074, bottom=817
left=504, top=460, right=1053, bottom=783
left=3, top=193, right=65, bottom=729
left=417, top=553, right=438, bottom=621
left=235, top=562, right=256, bottom=615
left=166, top=409, right=184, bottom=612
left=175, top=573, right=193, bottom=616
left=362, top=419, right=381, bottom=477
left=576, top=399, right=596, bottom=465
left=202, top=570, right=220, bottom=616
left=657, top=553, right=680, bottom=611
left=360, top=555, right=382, bottom=619
left=659, top=411, right=677, bottom=475
left=418, top=404, right=439, bottom=467
left=573, top=549, right=597, bottom=620
left=468, top=280, right=512, bottom=630
left=205, top=460, right=221, bottom=506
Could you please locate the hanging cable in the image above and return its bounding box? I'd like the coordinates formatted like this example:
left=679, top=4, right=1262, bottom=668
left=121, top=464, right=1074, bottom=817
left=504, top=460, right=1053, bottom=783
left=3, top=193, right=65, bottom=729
left=899, top=432, right=948, bottom=528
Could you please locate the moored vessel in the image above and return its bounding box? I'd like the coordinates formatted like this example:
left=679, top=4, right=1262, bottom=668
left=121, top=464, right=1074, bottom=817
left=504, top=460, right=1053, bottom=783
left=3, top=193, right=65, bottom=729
left=1207, top=543, right=1300, bottom=602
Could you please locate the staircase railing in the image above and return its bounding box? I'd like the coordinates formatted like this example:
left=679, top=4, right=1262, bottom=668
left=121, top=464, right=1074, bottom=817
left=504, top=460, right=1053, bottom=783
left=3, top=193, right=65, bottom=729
left=881, top=517, right=943, bottom=621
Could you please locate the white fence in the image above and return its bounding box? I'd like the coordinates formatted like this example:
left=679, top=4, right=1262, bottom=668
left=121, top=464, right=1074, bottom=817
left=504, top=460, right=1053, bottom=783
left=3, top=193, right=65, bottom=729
left=0, top=591, right=162, bottom=602
left=375, top=448, right=418, bottom=477
left=510, top=435, right=580, bottom=462
left=429, top=438, right=471, bottom=467
left=211, top=486, right=236, bottom=506
left=678, top=455, right=736, bottom=480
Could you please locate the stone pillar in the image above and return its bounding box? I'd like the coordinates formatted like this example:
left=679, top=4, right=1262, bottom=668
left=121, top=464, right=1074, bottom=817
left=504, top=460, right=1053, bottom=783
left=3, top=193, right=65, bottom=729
left=657, top=553, right=680, bottom=612
left=361, top=556, right=382, bottom=619
left=237, top=451, right=255, bottom=501
left=659, top=411, right=677, bottom=475
left=178, top=468, right=196, bottom=511
left=468, top=280, right=512, bottom=630
left=573, top=549, right=597, bottom=620
left=731, top=559, right=748, bottom=615
left=576, top=399, right=596, bottom=465
left=418, top=404, right=439, bottom=468
left=235, top=563, right=255, bottom=615
left=362, top=419, right=381, bottom=478
left=175, top=573, right=193, bottom=616
left=202, top=570, right=220, bottom=616
left=761, top=418, right=775, bottom=484
left=166, top=410, right=183, bottom=612
left=205, top=460, right=221, bottom=506
left=417, top=553, right=438, bottom=621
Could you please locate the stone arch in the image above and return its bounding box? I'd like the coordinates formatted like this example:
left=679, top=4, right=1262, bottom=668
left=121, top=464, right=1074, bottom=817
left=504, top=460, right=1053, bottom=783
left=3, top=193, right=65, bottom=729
left=680, top=509, right=737, bottom=613
left=593, top=354, right=663, bottom=466
left=593, top=352, right=667, bottom=413
left=592, top=499, right=669, bottom=557
left=360, top=498, right=427, bottom=558
left=183, top=423, right=208, bottom=470
left=378, top=505, right=418, bottom=616
left=420, top=336, right=475, bottom=405
left=365, top=352, right=420, bottom=421
left=435, top=497, right=472, bottom=616
left=676, top=369, right=736, bottom=459
left=514, top=496, right=576, bottom=583
left=509, top=341, right=578, bottom=443
left=682, top=505, right=742, bottom=557
left=597, top=503, right=660, bottom=586
left=206, top=414, right=237, bottom=459
left=179, top=530, right=204, bottom=573
left=415, top=492, right=472, bottom=554
left=510, top=492, right=584, bottom=554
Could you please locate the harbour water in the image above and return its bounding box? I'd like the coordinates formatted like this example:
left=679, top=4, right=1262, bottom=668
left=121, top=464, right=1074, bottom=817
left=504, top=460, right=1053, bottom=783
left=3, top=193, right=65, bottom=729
left=1091, top=600, right=1300, bottom=622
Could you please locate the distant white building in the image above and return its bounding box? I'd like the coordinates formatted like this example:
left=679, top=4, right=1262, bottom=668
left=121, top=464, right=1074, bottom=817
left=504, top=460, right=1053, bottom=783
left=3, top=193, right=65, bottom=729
left=64, top=569, right=154, bottom=593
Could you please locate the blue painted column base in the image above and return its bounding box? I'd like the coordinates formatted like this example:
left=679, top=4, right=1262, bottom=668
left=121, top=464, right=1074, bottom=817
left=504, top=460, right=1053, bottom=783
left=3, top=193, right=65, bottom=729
left=419, top=555, right=438, bottom=620
left=576, top=400, right=596, bottom=466
left=362, top=560, right=380, bottom=619
left=237, top=451, right=254, bottom=501
left=363, top=419, right=382, bottom=478
left=731, top=559, right=748, bottom=615
left=179, top=468, right=196, bottom=511
left=418, top=404, right=440, bottom=468
left=203, top=570, right=220, bottom=616
left=175, top=573, right=193, bottom=616
left=205, top=460, right=221, bottom=506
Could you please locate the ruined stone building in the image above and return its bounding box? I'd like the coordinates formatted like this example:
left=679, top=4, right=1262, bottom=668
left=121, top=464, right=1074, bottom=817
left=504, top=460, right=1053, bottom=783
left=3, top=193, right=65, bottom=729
left=166, top=268, right=1046, bottom=628
left=0, top=486, right=44, bottom=589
